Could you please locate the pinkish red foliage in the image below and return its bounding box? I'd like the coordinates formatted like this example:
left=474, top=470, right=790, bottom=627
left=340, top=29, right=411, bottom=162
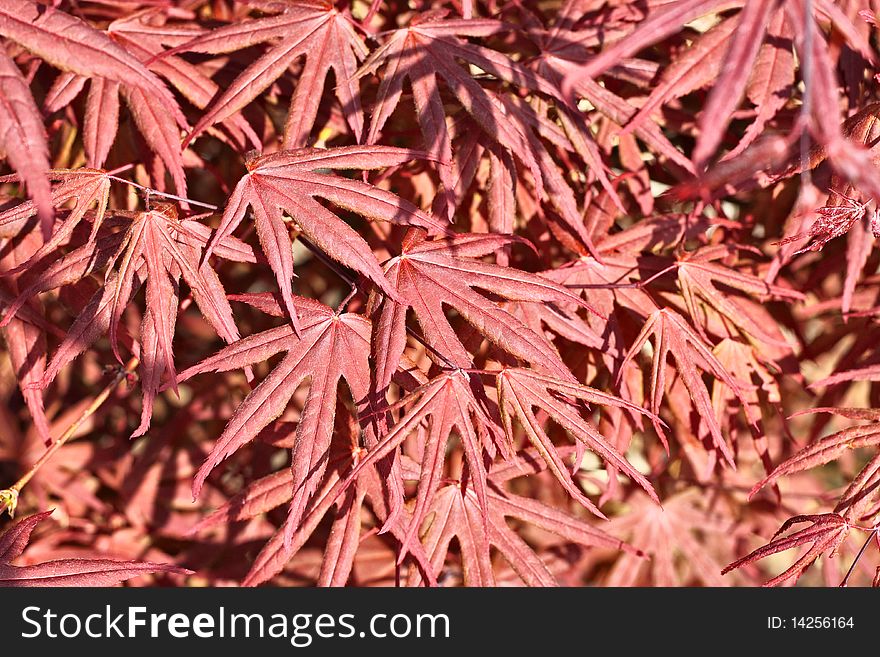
left=0, top=0, right=879, bottom=587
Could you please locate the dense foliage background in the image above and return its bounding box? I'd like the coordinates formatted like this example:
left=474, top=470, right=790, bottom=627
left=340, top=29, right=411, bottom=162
left=1, top=0, right=879, bottom=587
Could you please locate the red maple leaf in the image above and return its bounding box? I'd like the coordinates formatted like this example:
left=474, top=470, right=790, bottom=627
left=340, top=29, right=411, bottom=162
left=0, top=510, right=190, bottom=586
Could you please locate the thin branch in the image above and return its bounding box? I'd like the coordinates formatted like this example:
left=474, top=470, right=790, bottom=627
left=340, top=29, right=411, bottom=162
left=298, top=235, right=357, bottom=289
left=839, top=525, right=879, bottom=587
left=296, top=235, right=361, bottom=313
left=106, top=175, right=220, bottom=210
left=0, top=357, right=140, bottom=518
left=799, top=0, right=814, bottom=190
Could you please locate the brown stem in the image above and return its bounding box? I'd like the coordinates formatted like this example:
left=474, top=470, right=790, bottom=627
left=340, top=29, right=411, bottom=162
left=839, top=525, right=880, bottom=587
left=0, top=357, right=139, bottom=517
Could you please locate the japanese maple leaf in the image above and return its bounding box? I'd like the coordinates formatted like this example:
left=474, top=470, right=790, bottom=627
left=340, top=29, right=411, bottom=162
left=256, top=459, right=441, bottom=586
left=538, top=251, right=654, bottom=320
left=0, top=0, right=182, bottom=107
left=336, top=365, right=660, bottom=558
left=722, top=513, right=852, bottom=587
left=437, top=114, right=518, bottom=240
left=617, top=7, right=795, bottom=161
left=620, top=308, right=751, bottom=467
left=0, top=168, right=112, bottom=273
left=505, top=292, right=605, bottom=357
left=0, top=47, right=52, bottom=238
left=687, top=0, right=780, bottom=167
left=357, top=12, right=609, bottom=223
left=0, top=0, right=188, bottom=193
left=560, top=0, right=875, bottom=175
left=40, top=67, right=187, bottom=193
left=768, top=110, right=880, bottom=310
left=359, top=12, right=523, bottom=157
left=180, top=381, right=436, bottom=587
left=208, top=146, right=448, bottom=332
left=158, top=0, right=366, bottom=148
left=749, top=408, right=880, bottom=525
left=490, top=94, right=622, bottom=254
left=709, top=403, right=877, bottom=586
left=526, top=4, right=696, bottom=179
left=371, top=232, right=595, bottom=386
left=405, top=479, right=641, bottom=587
left=711, top=338, right=782, bottom=474
left=0, top=511, right=190, bottom=586
left=332, top=370, right=506, bottom=560
left=0, top=208, right=247, bottom=436
left=675, top=245, right=803, bottom=346
left=177, top=296, right=379, bottom=535
left=496, top=367, right=660, bottom=516
left=40, top=80, right=181, bottom=197
left=604, top=490, right=738, bottom=586
left=187, top=445, right=436, bottom=587
left=106, top=9, right=259, bottom=155
left=515, top=250, right=666, bottom=367
left=430, top=98, right=616, bottom=255
left=727, top=7, right=795, bottom=157
left=775, top=190, right=874, bottom=255
left=619, top=15, right=741, bottom=141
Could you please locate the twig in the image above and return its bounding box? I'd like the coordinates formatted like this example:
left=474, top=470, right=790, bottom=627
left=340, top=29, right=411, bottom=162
left=839, top=525, right=879, bottom=587
left=799, top=0, right=814, bottom=191
left=0, top=357, right=139, bottom=518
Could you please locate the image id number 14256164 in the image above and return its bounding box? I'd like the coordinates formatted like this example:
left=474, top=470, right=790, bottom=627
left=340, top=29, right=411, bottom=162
left=767, top=617, right=854, bottom=629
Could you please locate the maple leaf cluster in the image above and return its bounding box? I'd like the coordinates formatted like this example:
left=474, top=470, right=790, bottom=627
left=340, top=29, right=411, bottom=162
left=0, top=0, right=879, bottom=587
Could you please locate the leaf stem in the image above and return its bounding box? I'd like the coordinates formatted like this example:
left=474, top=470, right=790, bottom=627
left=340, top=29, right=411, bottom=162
left=105, top=176, right=219, bottom=210
left=298, top=235, right=358, bottom=288
left=104, top=163, right=135, bottom=177
left=0, top=357, right=139, bottom=518
left=403, top=325, right=459, bottom=370
left=839, top=523, right=879, bottom=587
left=297, top=235, right=361, bottom=313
